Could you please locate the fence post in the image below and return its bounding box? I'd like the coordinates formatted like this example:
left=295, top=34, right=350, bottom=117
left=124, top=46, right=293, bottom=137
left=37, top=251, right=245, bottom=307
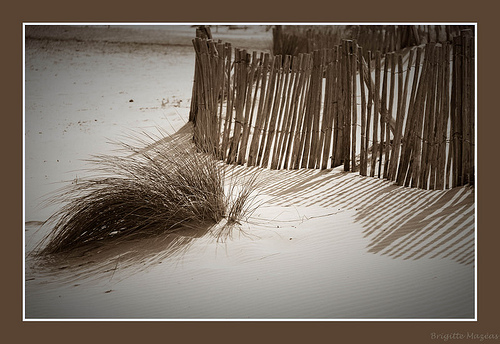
left=189, top=26, right=213, bottom=124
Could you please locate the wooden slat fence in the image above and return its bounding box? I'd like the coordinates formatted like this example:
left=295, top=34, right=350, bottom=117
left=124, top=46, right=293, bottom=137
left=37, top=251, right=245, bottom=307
left=190, top=29, right=474, bottom=190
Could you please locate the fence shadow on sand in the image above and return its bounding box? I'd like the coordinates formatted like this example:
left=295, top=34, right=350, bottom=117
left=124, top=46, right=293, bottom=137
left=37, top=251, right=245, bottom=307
left=229, top=164, right=474, bottom=266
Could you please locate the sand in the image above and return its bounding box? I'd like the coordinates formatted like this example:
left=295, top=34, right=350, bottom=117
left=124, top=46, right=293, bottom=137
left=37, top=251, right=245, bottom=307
left=24, top=24, right=475, bottom=320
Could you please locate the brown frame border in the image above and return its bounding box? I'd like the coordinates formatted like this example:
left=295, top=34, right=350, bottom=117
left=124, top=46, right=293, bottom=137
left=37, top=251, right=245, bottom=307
left=7, top=1, right=496, bottom=343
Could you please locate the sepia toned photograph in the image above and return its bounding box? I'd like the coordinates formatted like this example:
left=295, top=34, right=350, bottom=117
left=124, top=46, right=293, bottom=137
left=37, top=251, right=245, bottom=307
left=24, top=23, right=475, bottom=320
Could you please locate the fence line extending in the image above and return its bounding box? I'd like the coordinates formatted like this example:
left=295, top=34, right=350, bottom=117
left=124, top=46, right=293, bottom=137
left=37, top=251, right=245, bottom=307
left=189, top=29, right=475, bottom=190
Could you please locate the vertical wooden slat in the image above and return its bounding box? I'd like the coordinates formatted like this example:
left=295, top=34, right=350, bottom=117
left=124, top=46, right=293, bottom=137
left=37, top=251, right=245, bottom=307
left=212, top=41, right=224, bottom=156
left=431, top=45, right=444, bottom=189
left=461, top=30, right=473, bottom=185
left=427, top=44, right=439, bottom=189
left=365, top=51, right=373, bottom=175
left=299, top=53, right=316, bottom=169
left=197, top=39, right=213, bottom=152
left=396, top=47, right=421, bottom=185
left=370, top=51, right=381, bottom=177
left=333, top=46, right=344, bottom=167
left=237, top=51, right=258, bottom=165
left=311, top=50, right=324, bottom=168
left=429, top=45, right=443, bottom=189
left=282, top=54, right=305, bottom=169
left=272, top=55, right=295, bottom=169
left=307, top=50, right=323, bottom=169
left=396, top=46, right=424, bottom=186
left=256, top=55, right=278, bottom=167
left=299, top=52, right=316, bottom=168
left=247, top=53, right=271, bottom=166
left=328, top=46, right=339, bottom=169
left=320, top=49, right=335, bottom=169
left=192, top=38, right=206, bottom=150
left=359, top=46, right=367, bottom=176
left=440, top=43, right=452, bottom=189
left=378, top=52, right=388, bottom=178
left=384, top=53, right=396, bottom=179
left=337, top=42, right=346, bottom=169
left=291, top=54, right=313, bottom=169
left=419, top=43, right=437, bottom=189
left=351, top=41, right=358, bottom=172
left=315, top=49, right=327, bottom=168
left=389, top=51, right=412, bottom=182
left=216, top=42, right=227, bottom=156
left=221, top=44, right=234, bottom=160
left=343, top=41, right=352, bottom=172
left=283, top=54, right=306, bottom=169
left=226, top=49, right=243, bottom=163
left=262, top=55, right=285, bottom=168
left=210, top=41, right=222, bottom=149
left=469, top=32, right=475, bottom=186
left=191, top=38, right=201, bottom=144
left=242, top=52, right=264, bottom=165
left=408, top=44, right=433, bottom=188
left=451, top=35, right=463, bottom=187
left=227, top=49, right=243, bottom=163
left=447, top=40, right=457, bottom=188
left=206, top=41, right=219, bottom=154
left=387, top=53, right=401, bottom=180
left=189, top=28, right=211, bottom=123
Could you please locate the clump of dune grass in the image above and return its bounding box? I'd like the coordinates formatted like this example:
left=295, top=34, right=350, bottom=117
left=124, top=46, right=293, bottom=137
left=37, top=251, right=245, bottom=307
left=36, top=125, right=260, bottom=257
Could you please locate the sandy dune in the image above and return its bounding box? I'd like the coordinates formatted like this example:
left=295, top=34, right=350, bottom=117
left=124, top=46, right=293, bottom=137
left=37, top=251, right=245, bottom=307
left=24, top=25, right=474, bottom=320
